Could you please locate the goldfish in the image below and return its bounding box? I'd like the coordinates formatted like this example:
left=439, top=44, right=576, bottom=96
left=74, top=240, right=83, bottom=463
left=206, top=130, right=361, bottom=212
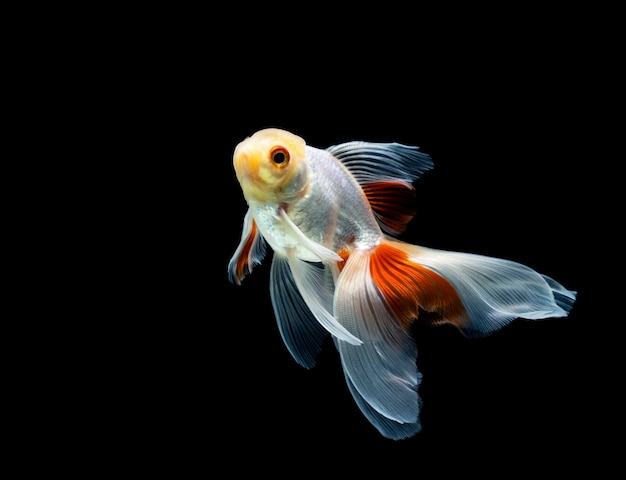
left=227, top=128, right=577, bottom=440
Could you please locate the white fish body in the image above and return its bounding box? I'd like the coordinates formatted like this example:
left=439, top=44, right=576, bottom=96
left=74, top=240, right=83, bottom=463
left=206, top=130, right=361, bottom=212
left=228, top=128, right=577, bottom=440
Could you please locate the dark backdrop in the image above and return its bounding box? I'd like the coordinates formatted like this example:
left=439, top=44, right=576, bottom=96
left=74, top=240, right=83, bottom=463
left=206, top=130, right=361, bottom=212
left=130, top=83, right=604, bottom=472
left=64, top=17, right=615, bottom=477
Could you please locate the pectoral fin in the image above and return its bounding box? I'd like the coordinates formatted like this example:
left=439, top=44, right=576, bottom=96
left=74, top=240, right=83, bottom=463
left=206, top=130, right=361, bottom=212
left=228, top=209, right=266, bottom=285
left=279, top=209, right=342, bottom=262
left=285, top=251, right=362, bottom=345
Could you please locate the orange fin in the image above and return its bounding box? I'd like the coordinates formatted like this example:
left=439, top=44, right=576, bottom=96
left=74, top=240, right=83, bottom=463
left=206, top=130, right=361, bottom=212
left=362, top=181, right=417, bottom=235
left=228, top=209, right=266, bottom=285
left=369, top=240, right=469, bottom=330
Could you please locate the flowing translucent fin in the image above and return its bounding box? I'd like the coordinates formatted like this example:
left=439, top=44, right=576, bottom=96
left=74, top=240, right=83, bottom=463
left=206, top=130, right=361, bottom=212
left=542, top=274, right=577, bottom=313
left=388, top=239, right=577, bottom=337
left=286, top=251, right=362, bottom=345
left=335, top=343, right=422, bottom=440
left=326, top=141, right=434, bottom=187
left=270, top=254, right=329, bottom=368
left=228, top=209, right=266, bottom=285
left=333, top=248, right=420, bottom=424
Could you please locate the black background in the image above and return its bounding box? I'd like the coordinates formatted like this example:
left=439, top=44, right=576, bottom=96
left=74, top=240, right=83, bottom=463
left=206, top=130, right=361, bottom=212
left=136, top=81, right=606, bottom=472
left=39, top=10, right=618, bottom=476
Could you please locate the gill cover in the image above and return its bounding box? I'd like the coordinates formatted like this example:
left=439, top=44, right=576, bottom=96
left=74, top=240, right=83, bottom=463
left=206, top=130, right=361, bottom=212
left=233, top=128, right=310, bottom=203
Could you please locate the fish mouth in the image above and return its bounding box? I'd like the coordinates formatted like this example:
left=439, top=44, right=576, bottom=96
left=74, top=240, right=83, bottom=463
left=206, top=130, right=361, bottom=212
left=233, top=146, right=272, bottom=202
left=233, top=146, right=256, bottom=182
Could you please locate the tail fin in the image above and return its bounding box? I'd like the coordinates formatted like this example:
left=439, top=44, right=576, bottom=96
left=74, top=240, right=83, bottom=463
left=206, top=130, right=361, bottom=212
left=379, top=238, right=577, bottom=337
left=332, top=237, right=576, bottom=439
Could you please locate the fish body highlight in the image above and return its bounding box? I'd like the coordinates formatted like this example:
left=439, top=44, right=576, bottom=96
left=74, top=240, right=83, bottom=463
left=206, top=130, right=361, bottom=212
left=228, top=128, right=577, bottom=440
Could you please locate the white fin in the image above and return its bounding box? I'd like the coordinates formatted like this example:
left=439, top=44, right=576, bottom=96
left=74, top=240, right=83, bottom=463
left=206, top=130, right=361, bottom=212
left=285, top=251, right=362, bottom=345
left=337, top=357, right=422, bottom=440
left=269, top=254, right=330, bottom=368
left=279, top=209, right=342, bottom=262
left=333, top=249, right=421, bottom=425
left=327, top=141, right=434, bottom=187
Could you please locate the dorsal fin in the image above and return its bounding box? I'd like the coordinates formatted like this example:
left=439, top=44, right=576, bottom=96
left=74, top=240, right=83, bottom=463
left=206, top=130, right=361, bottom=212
left=361, top=181, right=417, bottom=235
left=326, top=141, right=434, bottom=186
left=326, top=141, right=434, bottom=235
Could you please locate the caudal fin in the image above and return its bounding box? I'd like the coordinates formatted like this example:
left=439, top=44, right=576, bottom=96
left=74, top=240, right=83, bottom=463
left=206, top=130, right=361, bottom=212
left=372, top=237, right=577, bottom=337
left=331, top=237, right=576, bottom=438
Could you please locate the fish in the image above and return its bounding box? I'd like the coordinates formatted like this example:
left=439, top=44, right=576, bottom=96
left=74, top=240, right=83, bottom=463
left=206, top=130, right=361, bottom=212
left=227, top=127, right=577, bottom=440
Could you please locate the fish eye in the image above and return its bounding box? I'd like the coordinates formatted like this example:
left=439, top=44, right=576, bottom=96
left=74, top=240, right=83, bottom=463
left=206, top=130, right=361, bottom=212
left=270, top=146, right=290, bottom=167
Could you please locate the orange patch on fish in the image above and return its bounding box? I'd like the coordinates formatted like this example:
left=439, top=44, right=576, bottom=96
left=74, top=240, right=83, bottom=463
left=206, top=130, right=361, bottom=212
left=369, top=242, right=469, bottom=330
left=336, top=248, right=350, bottom=272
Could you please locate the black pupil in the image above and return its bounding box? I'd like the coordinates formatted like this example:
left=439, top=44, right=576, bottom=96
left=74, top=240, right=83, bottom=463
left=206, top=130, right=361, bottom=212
left=273, top=151, right=287, bottom=164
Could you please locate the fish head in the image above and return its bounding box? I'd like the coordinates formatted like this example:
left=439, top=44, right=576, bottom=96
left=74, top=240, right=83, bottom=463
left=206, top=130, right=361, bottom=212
left=233, top=128, right=310, bottom=204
